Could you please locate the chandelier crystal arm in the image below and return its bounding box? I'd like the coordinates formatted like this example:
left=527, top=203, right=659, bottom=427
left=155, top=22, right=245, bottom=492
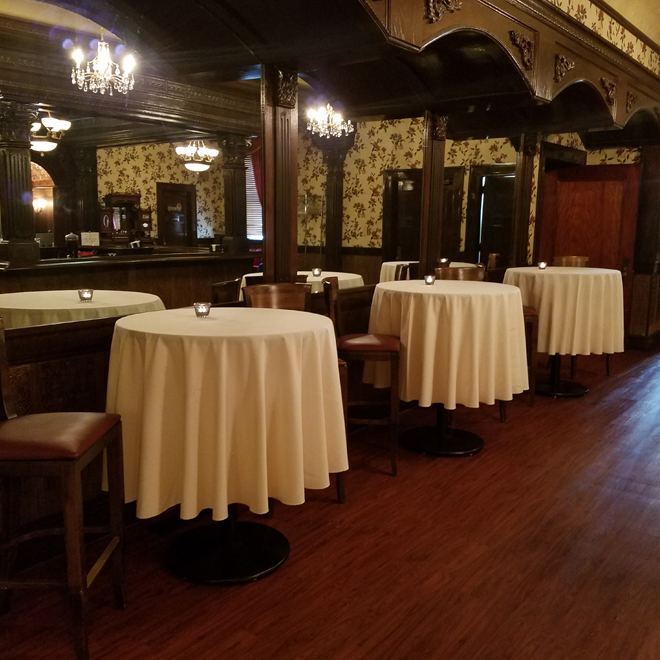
left=307, top=103, right=354, bottom=138
left=71, top=35, right=136, bottom=96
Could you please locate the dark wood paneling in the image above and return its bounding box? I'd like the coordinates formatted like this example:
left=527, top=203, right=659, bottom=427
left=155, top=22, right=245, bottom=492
left=0, top=254, right=254, bottom=308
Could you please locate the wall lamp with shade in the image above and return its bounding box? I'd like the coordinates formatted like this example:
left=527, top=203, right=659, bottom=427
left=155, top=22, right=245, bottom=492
left=32, top=198, right=47, bottom=214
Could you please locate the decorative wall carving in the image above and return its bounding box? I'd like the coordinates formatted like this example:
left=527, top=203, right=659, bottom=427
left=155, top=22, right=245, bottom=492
left=626, top=91, right=637, bottom=114
left=426, top=0, right=462, bottom=24
left=0, top=101, right=35, bottom=145
left=509, top=31, right=535, bottom=70
left=554, top=54, right=575, bottom=82
left=431, top=114, right=448, bottom=141
left=220, top=134, right=251, bottom=167
left=600, top=77, right=617, bottom=105
left=275, top=69, right=298, bottom=109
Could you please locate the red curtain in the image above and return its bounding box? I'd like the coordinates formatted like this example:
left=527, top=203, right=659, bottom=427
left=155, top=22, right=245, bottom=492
left=248, top=137, right=262, bottom=206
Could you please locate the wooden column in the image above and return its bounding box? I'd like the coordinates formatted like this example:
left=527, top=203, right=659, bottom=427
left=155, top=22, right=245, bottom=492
left=512, top=132, right=539, bottom=266
left=0, top=101, right=38, bottom=264
left=261, top=65, right=298, bottom=283
left=73, top=147, right=99, bottom=233
left=419, top=112, right=447, bottom=276
left=220, top=133, right=250, bottom=254
left=311, top=132, right=356, bottom=271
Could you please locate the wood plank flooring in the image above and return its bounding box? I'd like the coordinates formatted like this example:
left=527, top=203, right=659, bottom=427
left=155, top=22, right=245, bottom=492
left=3, top=351, right=660, bottom=659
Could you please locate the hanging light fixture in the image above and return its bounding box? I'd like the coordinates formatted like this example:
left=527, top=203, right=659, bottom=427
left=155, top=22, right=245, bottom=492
left=30, top=113, right=71, bottom=154
left=175, top=140, right=219, bottom=172
left=307, top=103, right=354, bottom=138
left=71, top=34, right=136, bottom=95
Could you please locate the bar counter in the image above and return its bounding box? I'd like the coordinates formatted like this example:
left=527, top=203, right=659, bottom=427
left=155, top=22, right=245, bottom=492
left=0, top=249, right=255, bottom=309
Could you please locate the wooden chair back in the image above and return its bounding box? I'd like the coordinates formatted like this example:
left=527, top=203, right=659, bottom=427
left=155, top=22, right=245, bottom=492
left=393, top=263, right=409, bottom=281
left=552, top=255, right=589, bottom=267
left=0, top=318, right=15, bottom=422
left=243, top=283, right=312, bottom=311
left=435, top=265, right=485, bottom=281
left=407, top=262, right=420, bottom=279
left=323, top=277, right=376, bottom=336
left=210, top=277, right=241, bottom=304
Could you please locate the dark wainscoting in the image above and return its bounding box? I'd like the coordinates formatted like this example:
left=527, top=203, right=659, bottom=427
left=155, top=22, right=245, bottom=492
left=0, top=253, right=255, bottom=309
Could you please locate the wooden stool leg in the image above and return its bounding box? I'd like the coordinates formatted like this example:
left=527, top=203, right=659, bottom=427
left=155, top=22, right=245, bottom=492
left=62, top=467, right=90, bottom=660
left=499, top=400, right=507, bottom=423
left=106, top=433, right=126, bottom=610
left=570, top=355, right=577, bottom=379
left=390, top=354, right=400, bottom=477
left=0, top=477, right=20, bottom=615
left=335, top=473, right=345, bottom=504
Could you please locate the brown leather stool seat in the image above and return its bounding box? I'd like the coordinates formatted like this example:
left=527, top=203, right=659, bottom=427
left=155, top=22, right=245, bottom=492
left=0, top=412, right=120, bottom=460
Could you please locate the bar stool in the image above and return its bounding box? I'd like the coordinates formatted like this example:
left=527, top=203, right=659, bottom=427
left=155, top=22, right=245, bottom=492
left=0, top=319, right=125, bottom=660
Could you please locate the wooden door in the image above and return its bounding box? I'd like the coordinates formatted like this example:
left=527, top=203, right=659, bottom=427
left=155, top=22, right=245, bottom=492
left=157, top=183, right=197, bottom=246
left=539, top=164, right=640, bottom=327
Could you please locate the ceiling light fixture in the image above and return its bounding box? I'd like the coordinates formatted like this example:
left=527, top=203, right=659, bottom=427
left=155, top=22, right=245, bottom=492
left=175, top=140, right=219, bottom=172
left=307, top=103, right=354, bottom=138
left=30, top=113, right=71, bottom=154
left=71, top=34, right=136, bottom=95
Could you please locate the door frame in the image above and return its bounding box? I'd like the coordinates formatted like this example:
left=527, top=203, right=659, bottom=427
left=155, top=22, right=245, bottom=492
left=156, top=182, right=197, bottom=246
left=465, top=164, right=516, bottom=264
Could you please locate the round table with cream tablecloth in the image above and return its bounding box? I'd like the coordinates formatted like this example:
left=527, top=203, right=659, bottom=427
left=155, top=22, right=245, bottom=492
left=364, top=279, right=528, bottom=456
left=106, top=306, right=348, bottom=582
left=503, top=266, right=624, bottom=396
left=379, top=261, right=476, bottom=282
left=239, top=270, right=364, bottom=298
left=0, top=289, right=165, bottom=329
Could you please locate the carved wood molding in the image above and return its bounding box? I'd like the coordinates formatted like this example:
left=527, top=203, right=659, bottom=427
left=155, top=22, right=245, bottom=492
left=274, top=69, right=298, bottom=109
left=426, top=0, right=463, bottom=24
left=600, top=77, right=617, bottom=106
left=554, top=54, right=575, bottom=82
left=0, top=101, right=36, bottom=145
left=430, top=114, right=448, bottom=140
left=220, top=133, right=251, bottom=167
left=509, top=31, right=535, bottom=70
left=626, top=91, right=637, bottom=114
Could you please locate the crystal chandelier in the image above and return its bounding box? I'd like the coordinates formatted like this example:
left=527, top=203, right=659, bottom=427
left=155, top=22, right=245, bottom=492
left=71, top=35, right=136, bottom=95
left=30, top=114, right=71, bottom=154
left=307, top=103, right=354, bottom=138
left=175, top=140, right=219, bottom=172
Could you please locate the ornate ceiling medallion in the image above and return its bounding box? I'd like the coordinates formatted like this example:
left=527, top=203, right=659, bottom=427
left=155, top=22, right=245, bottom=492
left=426, top=0, right=463, bottom=24
left=509, top=31, right=535, bottom=71
left=554, top=54, right=575, bottom=82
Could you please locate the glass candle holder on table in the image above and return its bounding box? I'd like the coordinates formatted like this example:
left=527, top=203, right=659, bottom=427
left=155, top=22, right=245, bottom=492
left=312, top=267, right=323, bottom=278
left=78, top=288, right=93, bottom=302
left=424, top=274, right=436, bottom=285
left=538, top=262, right=547, bottom=270
left=193, top=302, right=211, bottom=318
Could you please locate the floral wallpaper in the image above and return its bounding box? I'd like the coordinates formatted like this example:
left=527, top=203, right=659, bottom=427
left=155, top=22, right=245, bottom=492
left=297, top=133, right=327, bottom=246
left=298, top=119, right=518, bottom=249
left=546, top=0, right=660, bottom=76
left=341, top=118, right=425, bottom=247
left=97, top=142, right=225, bottom=238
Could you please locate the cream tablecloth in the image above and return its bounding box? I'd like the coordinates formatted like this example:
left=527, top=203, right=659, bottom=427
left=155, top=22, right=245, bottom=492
left=503, top=267, right=624, bottom=356
left=379, top=261, right=475, bottom=282
left=364, top=280, right=528, bottom=409
left=0, top=289, right=165, bottom=329
left=240, top=271, right=364, bottom=297
left=106, top=307, right=348, bottom=521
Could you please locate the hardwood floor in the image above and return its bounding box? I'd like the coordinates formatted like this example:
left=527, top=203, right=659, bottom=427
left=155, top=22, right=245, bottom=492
left=3, top=351, right=660, bottom=659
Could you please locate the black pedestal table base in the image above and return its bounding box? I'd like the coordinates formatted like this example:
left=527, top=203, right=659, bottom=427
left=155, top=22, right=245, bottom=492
left=536, top=354, right=588, bottom=398
left=168, top=504, right=289, bottom=584
left=400, top=404, right=484, bottom=457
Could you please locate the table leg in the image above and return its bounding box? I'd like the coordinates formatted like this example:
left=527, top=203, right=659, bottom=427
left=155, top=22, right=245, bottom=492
left=167, top=504, right=290, bottom=584
left=536, top=354, right=589, bottom=397
left=400, top=404, right=484, bottom=457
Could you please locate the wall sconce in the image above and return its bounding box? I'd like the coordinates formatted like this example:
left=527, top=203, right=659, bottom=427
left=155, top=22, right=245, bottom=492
left=33, top=198, right=47, bottom=214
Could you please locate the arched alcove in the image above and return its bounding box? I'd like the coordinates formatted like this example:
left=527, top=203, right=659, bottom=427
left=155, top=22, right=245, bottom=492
left=31, top=162, right=55, bottom=238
